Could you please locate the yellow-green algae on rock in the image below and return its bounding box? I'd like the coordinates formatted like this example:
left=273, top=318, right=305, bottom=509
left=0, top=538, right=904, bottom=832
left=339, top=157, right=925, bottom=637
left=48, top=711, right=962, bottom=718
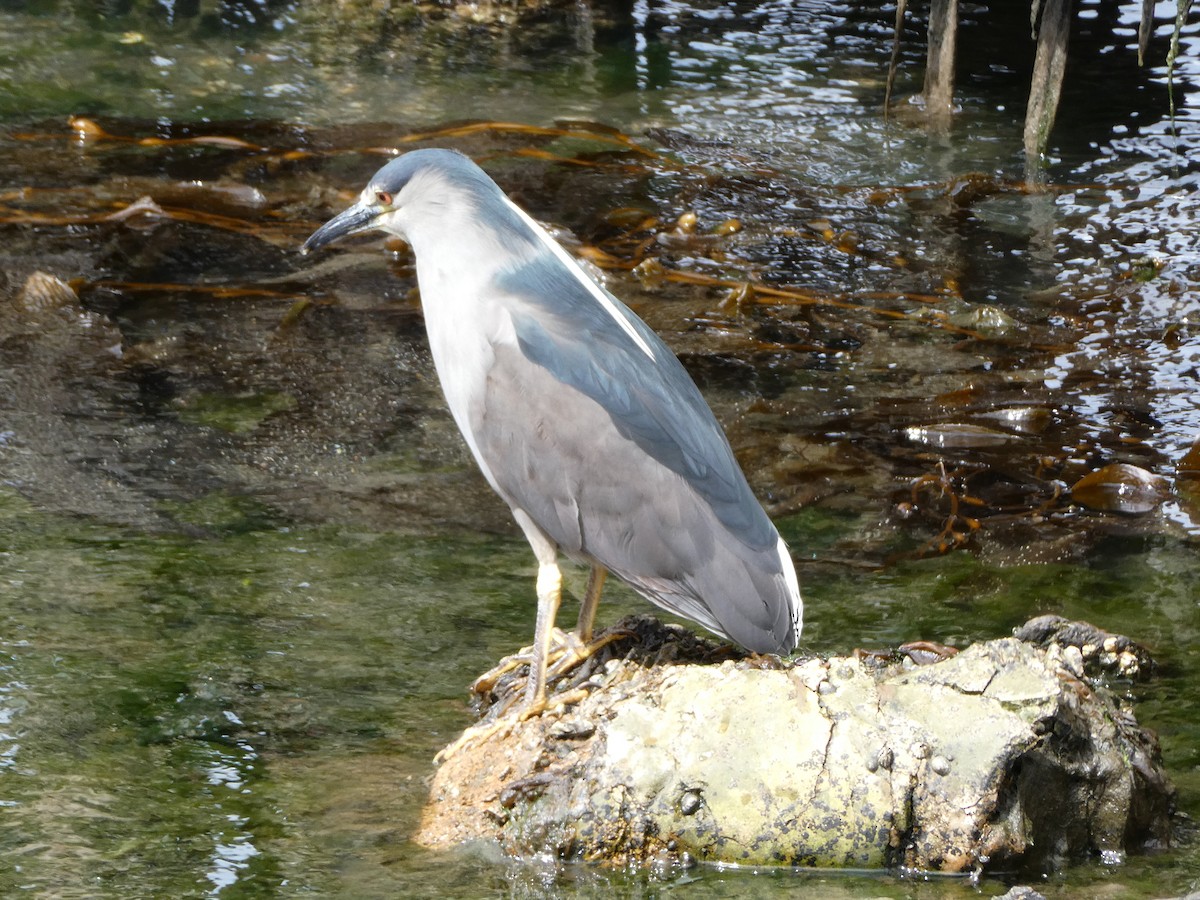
left=417, top=618, right=1173, bottom=872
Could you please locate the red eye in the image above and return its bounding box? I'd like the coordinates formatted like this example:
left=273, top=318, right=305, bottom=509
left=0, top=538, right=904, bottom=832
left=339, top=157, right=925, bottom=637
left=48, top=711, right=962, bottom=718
left=375, top=190, right=393, bottom=206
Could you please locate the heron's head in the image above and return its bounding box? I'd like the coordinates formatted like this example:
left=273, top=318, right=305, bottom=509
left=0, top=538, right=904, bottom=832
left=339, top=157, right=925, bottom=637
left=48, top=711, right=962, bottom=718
left=301, top=148, right=495, bottom=255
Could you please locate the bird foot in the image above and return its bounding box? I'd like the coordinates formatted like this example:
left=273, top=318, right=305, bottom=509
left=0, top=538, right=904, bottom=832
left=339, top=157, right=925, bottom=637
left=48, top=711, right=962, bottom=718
left=438, top=628, right=632, bottom=764
left=471, top=626, right=632, bottom=697
left=468, top=626, right=572, bottom=697
left=433, top=716, right=517, bottom=764
left=544, top=627, right=630, bottom=682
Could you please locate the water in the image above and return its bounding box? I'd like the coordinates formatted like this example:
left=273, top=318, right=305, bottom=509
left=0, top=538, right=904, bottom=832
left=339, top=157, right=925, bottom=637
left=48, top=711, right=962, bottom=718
left=1, top=0, right=1199, bottom=896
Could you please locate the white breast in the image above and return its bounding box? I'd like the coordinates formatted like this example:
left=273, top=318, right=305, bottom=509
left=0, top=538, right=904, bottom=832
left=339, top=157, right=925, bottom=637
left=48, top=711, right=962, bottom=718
left=412, top=234, right=518, bottom=495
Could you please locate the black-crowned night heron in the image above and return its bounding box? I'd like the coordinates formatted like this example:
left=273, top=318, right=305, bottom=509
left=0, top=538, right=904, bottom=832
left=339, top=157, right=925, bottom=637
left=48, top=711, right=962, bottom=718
left=303, top=148, right=802, bottom=714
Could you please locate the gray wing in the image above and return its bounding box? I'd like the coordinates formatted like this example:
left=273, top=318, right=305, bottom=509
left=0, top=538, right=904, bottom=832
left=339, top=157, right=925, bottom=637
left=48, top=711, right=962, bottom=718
left=477, top=257, right=797, bottom=653
left=495, top=253, right=777, bottom=553
left=474, top=341, right=797, bottom=653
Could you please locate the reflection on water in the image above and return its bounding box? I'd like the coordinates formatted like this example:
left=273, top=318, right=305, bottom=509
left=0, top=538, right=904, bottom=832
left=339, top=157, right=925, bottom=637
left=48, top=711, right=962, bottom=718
left=207, top=826, right=260, bottom=895
left=1, top=0, right=1199, bottom=897
left=1042, top=2, right=1200, bottom=479
left=201, top=736, right=262, bottom=895
left=0, top=651, right=24, bottom=778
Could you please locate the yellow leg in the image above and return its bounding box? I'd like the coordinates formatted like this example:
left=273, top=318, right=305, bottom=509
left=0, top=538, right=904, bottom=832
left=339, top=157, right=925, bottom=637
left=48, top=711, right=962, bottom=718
left=437, top=544, right=623, bottom=763
left=525, top=561, right=563, bottom=709
left=438, top=557, right=562, bottom=763
left=576, top=565, right=607, bottom=644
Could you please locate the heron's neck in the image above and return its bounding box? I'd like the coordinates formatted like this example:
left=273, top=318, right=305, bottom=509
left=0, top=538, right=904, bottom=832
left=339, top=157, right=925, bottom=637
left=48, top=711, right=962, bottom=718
left=405, top=205, right=539, bottom=295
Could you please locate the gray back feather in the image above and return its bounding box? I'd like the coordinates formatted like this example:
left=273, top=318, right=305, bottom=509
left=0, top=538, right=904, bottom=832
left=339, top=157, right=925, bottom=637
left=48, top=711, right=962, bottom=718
left=496, top=252, right=777, bottom=552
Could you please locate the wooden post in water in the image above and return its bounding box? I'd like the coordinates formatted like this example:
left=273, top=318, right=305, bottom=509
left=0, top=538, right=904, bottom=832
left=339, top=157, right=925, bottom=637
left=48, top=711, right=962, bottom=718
left=1024, top=0, right=1074, bottom=162
left=923, top=0, right=958, bottom=125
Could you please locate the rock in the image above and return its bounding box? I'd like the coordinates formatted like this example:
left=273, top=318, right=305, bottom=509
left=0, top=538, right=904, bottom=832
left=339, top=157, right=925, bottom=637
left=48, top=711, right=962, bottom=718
left=996, top=888, right=1047, bottom=900
left=1014, top=614, right=1155, bottom=679
left=16, top=270, right=80, bottom=314
left=416, top=616, right=1175, bottom=872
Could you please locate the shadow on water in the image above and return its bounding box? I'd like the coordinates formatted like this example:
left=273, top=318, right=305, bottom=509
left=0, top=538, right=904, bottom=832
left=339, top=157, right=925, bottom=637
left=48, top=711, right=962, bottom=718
left=1, top=0, right=1199, bottom=896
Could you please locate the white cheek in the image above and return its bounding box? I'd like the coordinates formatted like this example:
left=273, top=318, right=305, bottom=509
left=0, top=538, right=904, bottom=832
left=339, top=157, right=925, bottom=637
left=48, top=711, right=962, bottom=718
left=377, top=208, right=410, bottom=242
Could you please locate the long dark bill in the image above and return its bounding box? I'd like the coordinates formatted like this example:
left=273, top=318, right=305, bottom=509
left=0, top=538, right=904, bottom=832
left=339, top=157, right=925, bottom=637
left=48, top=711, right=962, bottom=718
left=301, top=201, right=378, bottom=255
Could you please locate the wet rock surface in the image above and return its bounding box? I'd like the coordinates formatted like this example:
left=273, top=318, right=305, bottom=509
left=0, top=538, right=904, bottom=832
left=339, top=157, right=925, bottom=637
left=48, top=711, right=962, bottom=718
left=417, top=616, right=1175, bottom=873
